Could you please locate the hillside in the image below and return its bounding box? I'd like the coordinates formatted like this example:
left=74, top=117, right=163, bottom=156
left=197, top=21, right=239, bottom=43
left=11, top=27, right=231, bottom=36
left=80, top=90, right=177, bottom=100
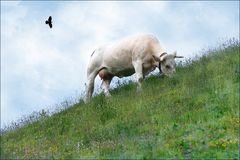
left=1, top=40, right=239, bottom=159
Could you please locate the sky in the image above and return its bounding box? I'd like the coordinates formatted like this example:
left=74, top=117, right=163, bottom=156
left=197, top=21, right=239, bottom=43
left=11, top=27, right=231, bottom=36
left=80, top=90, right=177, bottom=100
left=1, top=1, right=239, bottom=127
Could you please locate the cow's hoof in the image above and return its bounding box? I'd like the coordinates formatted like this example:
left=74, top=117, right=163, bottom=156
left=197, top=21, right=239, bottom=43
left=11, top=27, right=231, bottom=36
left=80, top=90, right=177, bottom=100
left=136, top=87, right=142, bottom=92
left=105, top=92, right=112, bottom=97
left=84, top=97, right=90, bottom=104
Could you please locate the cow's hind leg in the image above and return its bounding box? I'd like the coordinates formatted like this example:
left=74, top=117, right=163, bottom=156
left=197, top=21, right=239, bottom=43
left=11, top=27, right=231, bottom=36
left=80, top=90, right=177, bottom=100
left=101, top=79, right=112, bottom=97
left=84, top=69, right=99, bottom=103
left=133, top=60, right=144, bottom=92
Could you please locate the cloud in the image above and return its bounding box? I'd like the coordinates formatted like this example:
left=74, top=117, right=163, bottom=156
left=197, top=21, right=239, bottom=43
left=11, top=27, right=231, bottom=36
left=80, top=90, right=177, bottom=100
left=146, top=1, right=239, bottom=57
left=1, top=1, right=239, bottom=126
left=1, top=1, right=130, bottom=126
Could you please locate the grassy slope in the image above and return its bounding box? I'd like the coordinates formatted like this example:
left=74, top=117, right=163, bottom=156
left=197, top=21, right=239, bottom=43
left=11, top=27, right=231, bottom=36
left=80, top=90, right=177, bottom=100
left=1, top=43, right=239, bottom=159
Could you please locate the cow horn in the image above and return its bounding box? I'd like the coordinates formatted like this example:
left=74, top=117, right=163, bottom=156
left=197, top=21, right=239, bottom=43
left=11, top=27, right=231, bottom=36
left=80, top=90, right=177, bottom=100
left=159, top=52, right=167, bottom=62
left=160, top=52, right=167, bottom=57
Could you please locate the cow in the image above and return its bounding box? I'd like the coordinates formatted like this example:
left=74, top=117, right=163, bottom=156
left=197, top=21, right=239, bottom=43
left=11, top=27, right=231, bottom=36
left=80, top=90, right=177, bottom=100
left=84, top=34, right=183, bottom=102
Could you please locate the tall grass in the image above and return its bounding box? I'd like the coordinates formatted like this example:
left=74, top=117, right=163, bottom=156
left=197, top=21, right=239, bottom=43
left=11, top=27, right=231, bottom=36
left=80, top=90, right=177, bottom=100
left=1, top=39, right=239, bottom=159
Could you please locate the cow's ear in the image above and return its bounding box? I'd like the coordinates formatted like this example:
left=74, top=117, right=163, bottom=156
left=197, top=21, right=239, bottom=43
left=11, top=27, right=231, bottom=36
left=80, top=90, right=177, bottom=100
left=152, top=55, right=160, bottom=62
left=174, top=55, right=184, bottom=58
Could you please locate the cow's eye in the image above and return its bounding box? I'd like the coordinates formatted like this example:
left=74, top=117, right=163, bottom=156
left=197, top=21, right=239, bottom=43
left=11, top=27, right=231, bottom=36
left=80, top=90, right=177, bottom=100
left=166, top=65, right=171, bottom=69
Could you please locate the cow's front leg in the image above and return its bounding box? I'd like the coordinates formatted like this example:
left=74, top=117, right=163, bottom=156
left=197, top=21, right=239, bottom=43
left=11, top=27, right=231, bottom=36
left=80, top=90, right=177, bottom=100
left=101, top=79, right=112, bottom=97
left=133, top=60, right=144, bottom=92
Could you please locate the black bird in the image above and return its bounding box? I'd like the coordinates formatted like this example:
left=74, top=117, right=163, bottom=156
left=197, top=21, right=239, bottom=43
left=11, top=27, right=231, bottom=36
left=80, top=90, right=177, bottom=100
left=45, top=16, right=52, bottom=28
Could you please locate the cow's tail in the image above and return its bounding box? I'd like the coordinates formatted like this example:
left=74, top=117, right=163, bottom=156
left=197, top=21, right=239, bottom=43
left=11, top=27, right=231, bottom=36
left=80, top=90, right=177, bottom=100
left=90, top=49, right=96, bottom=57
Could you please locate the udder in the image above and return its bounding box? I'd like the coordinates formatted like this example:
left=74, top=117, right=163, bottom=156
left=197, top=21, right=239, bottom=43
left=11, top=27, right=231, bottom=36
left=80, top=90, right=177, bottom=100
left=98, top=68, right=113, bottom=80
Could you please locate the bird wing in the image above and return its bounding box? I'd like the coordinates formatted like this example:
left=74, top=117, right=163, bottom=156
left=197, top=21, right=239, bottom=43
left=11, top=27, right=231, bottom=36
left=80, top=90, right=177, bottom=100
left=49, top=23, right=52, bottom=28
left=48, top=16, right=52, bottom=22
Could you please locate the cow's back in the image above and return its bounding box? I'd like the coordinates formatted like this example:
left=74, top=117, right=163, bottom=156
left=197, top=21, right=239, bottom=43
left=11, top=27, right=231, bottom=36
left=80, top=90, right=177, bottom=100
left=102, top=34, right=162, bottom=69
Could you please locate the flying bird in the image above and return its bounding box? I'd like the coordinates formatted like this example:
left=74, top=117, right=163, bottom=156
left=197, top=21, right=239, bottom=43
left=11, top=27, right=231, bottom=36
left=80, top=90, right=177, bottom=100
left=45, top=16, right=52, bottom=28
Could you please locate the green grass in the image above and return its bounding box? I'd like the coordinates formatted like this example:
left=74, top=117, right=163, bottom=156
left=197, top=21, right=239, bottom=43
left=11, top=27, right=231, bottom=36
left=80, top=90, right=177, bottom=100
left=1, top=40, right=239, bottom=159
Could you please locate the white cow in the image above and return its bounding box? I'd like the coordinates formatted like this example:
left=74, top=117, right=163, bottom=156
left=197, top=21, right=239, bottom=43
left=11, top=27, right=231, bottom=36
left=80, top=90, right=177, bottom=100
left=84, top=34, right=183, bottom=102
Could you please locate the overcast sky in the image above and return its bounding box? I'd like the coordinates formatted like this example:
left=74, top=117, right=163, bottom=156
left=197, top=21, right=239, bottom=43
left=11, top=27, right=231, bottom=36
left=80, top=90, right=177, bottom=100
left=1, top=1, right=239, bottom=127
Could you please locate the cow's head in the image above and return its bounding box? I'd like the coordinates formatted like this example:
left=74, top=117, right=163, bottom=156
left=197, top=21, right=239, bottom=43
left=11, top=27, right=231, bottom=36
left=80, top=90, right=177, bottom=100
left=153, top=52, right=184, bottom=77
